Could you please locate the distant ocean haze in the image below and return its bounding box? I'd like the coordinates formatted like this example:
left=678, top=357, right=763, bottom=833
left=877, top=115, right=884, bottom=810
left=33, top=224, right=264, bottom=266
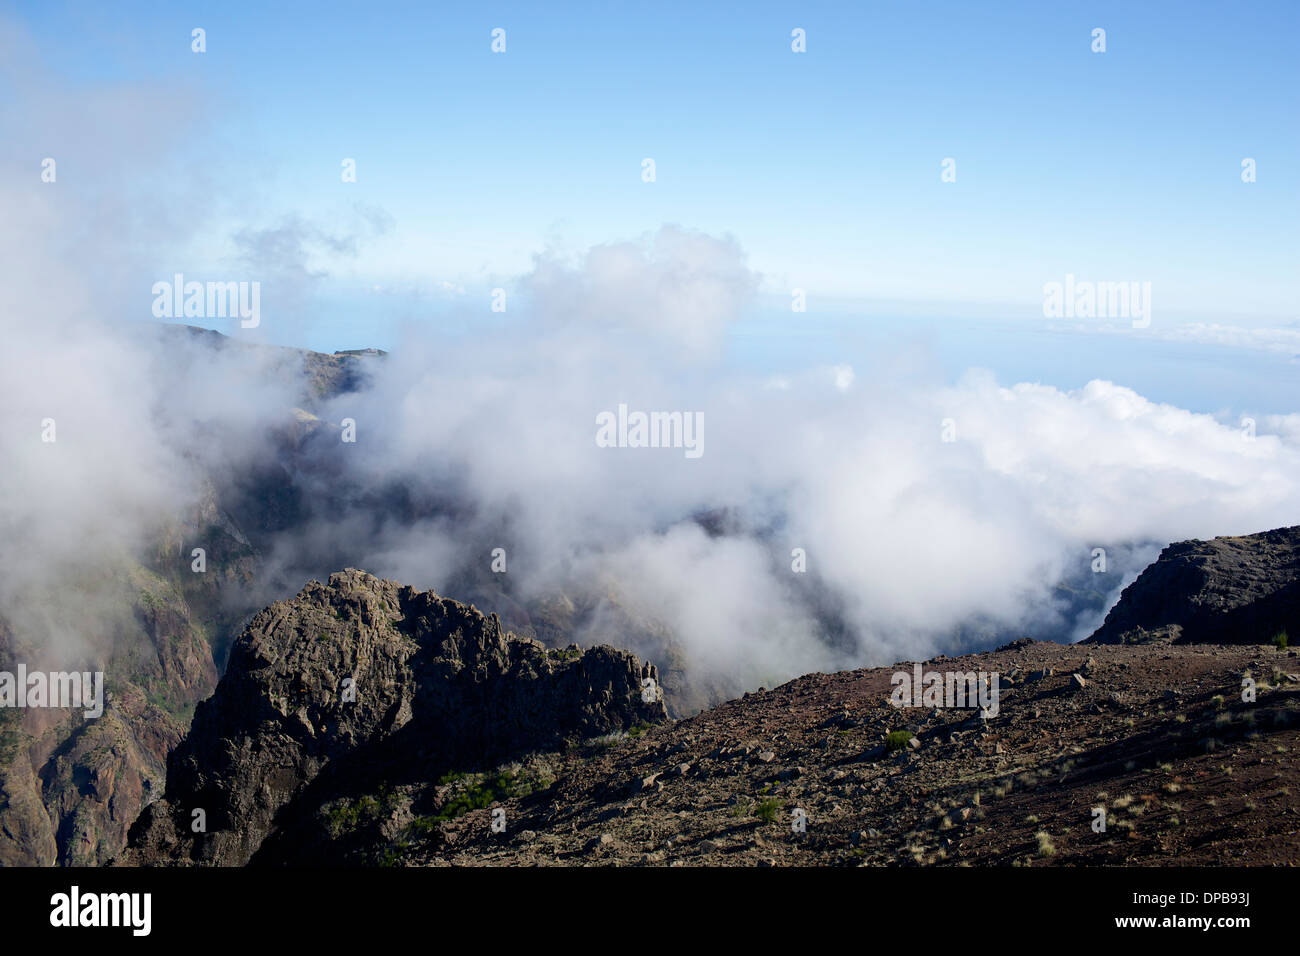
left=725, top=312, right=1299, bottom=417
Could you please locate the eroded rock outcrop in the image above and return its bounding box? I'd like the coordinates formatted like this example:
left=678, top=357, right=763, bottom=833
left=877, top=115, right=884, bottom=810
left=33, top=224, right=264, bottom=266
left=1086, top=526, right=1300, bottom=645
left=0, top=567, right=215, bottom=866
left=125, top=569, right=667, bottom=865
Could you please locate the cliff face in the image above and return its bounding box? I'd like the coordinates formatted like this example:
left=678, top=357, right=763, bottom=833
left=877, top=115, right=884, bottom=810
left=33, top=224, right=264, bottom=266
left=125, top=570, right=667, bottom=866
left=1086, top=526, right=1300, bottom=645
left=0, top=329, right=384, bottom=867
left=0, top=565, right=218, bottom=866
left=92, top=521, right=1300, bottom=868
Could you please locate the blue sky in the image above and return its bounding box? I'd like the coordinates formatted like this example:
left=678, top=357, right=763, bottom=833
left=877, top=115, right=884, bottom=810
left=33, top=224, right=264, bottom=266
left=8, top=0, right=1300, bottom=408
left=6, top=1, right=1300, bottom=674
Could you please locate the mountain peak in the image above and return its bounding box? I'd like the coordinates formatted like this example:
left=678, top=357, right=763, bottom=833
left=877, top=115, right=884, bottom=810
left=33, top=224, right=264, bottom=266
left=1085, top=525, right=1300, bottom=645
left=124, top=570, right=666, bottom=865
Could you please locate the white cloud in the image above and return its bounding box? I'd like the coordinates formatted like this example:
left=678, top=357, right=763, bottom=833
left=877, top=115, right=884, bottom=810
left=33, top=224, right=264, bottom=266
left=2, top=15, right=1295, bottom=699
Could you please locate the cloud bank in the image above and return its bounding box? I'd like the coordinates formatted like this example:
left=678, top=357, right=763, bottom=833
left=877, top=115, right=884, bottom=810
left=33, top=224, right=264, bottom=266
left=3, top=16, right=1296, bottom=704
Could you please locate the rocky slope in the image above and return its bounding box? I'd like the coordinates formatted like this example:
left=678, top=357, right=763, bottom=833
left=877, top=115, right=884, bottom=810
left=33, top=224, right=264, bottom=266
left=6, top=323, right=1297, bottom=868
left=394, top=640, right=1300, bottom=866
left=0, top=328, right=385, bottom=866
left=1086, top=526, right=1300, bottom=646
left=124, top=570, right=667, bottom=865
left=120, top=556, right=1300, bottom=867
left=0, top=565, right=219, bottom=866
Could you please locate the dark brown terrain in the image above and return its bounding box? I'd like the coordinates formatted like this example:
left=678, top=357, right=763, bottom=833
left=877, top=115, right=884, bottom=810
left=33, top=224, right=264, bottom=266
left=124, top=570, right=666, bottom=866
left=121, top=528, right=1300, bottom=867
left=424, top=640, right=1298, bottom=866
left=1087, top=525, right=1300, bottom=646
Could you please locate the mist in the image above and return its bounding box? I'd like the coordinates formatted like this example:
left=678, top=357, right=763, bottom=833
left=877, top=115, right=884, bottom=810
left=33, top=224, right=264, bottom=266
left=289, top=228, right=1297, bottom=697
left=3, top=18, right=1298, bottom=707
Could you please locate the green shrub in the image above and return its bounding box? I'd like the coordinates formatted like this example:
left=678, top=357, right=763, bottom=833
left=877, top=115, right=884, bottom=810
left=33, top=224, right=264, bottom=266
left=429, top=767, right=550, bottom=823
left=886, top=730, right=914, bottom=752
left=326, top=794, right=382, bottom=837
left=1271, top=630, right=1289, bottom=650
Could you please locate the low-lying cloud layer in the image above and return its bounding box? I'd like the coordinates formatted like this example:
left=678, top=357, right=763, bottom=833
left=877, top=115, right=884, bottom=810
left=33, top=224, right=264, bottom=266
left=3, top=20, right=1297, bottom=702
left=311, top=243, right=1298, bottom=690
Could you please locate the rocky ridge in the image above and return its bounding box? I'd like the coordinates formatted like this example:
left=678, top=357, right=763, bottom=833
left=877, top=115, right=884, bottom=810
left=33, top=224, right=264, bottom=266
left=124, top=570, right=667, bottom=865
left=124, top=523, right=1300, bottom=867
left=1087, top=526, right=1300, bottom=646
left=1, top=328, right=383, bottom=866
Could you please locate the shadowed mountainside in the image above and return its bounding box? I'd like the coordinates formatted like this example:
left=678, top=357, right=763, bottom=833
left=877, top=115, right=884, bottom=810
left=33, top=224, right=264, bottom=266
left=0, top=329, right=383, bottom=866
left=123, top=526, right=1300, bottom=867
left=1086, top=526, right=1300, bottom=646
left=4, top=322, right=1296, bottom=868
left=124, top=570, right=667, bottom=865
